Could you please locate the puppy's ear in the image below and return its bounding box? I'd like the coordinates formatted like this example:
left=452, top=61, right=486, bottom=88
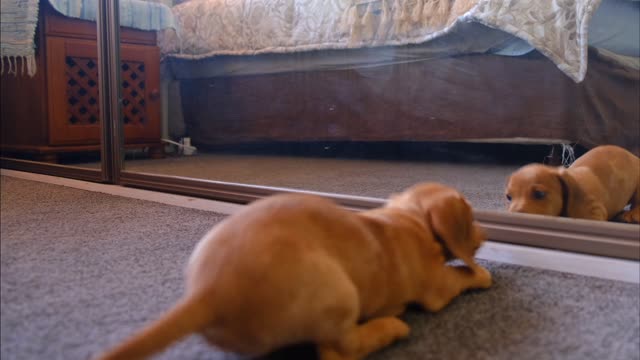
left=387, top=192, right=402, bottom=203
left=556, top=168, right=585, bottom=218
left=387, top=192, right=421, bottom=212
left=426, top=197, right=479, bottom=268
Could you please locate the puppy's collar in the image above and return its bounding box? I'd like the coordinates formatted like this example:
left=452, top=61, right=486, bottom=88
left=558, top=173, right=570, bottom=217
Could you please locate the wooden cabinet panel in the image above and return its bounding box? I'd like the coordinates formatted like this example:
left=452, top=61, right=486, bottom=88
left=47, top=37, right=100, bottom=145
left=120, top=43, right=162, bottom=143
left=47, top=37, right=161, bottom=145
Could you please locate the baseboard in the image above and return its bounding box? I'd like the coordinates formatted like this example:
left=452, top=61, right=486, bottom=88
left=1, top=168, right=243, bottom=214
left=477, top=242, right=638, bottom=283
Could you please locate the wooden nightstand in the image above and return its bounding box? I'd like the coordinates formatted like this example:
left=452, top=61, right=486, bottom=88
left=0, top=2, right=163, bottom=163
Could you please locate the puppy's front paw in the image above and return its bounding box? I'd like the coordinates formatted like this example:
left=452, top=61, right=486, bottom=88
left=385, top=318, right=411, bottom=340
left=472, top=265, right=492, bottom=289
left=619, top=209, right=640, bottom=224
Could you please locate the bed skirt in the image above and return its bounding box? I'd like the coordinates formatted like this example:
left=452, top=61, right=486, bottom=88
left=179, top=49, right=639, bottom=155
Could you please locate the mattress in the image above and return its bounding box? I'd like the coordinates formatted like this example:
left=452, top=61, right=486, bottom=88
left=495, top=0, right=640, bottom=57
left=46, top=0, right=175, bottom=31
left=589, top=0, right=640, bottom=57
left=166, top=0, right=639, bottom=80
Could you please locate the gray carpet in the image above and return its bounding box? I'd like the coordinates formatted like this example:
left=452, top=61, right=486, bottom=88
left=1, top=176, right=639, bottom=360
left=116, top=153, right=519, bottom=211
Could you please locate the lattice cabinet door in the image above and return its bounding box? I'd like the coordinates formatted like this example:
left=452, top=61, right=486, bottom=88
left=47, top=37, right=161, bottom=145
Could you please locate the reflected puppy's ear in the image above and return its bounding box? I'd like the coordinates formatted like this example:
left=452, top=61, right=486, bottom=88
left=426, top=196, right=478, bottom=268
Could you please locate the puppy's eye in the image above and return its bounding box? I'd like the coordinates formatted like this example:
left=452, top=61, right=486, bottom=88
left=506, top=194, right=512, bottom=202
left=532, top=190, right=546, bottom=200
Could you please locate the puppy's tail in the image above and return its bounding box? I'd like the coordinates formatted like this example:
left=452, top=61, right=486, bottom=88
left=95, top=294, right=212, bottom=360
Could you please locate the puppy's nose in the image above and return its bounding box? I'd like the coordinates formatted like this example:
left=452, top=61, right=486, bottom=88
left=508, top=202, right=524, bottom=213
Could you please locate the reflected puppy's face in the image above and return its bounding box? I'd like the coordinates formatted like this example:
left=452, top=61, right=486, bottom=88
left=505, top=164, right=565, bottom=216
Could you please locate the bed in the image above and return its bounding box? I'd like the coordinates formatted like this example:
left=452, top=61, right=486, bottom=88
left=160, top=0, right=640, bottom=154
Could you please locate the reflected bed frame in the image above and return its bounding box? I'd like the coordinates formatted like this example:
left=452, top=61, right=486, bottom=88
left=175, top=49, right=639, bottom=155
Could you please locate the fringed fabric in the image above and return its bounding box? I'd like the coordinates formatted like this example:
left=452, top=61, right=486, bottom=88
left=0, top=0, right=39, bottom=77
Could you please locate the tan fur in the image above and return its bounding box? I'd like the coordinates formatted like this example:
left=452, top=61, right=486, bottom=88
left=96, top=183, right=491, bottom=360
left=505, top=145, right=640, bottom=223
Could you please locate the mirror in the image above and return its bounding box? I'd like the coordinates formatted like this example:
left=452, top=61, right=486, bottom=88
left=117, top=0, right=638, bottom=225
left=1, top=1, right=106, bottom=173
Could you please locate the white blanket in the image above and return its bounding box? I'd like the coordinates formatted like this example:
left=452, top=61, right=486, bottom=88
left=160, top=0, right=602, bottom=82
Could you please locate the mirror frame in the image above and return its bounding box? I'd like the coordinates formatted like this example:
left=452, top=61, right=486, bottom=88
left=119, top=171, right=640, bottom=261
left=0, top=158, right=103, bottom=182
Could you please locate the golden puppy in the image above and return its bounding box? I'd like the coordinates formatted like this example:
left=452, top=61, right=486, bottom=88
left=505, top=145, right=639, bottom=223
left=96, top=183, right=491, bottom=360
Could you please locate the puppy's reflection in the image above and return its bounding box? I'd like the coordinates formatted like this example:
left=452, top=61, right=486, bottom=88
left=505, top=145, right=639, bottom=223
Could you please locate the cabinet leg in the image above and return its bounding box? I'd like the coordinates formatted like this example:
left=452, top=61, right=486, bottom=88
left=148, top=145, right=165, bottom=159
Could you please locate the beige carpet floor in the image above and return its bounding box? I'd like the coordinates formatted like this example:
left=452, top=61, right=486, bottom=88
left=113, top=153, right=520, bottom=211
left=2, top=176, right=639, bottom=360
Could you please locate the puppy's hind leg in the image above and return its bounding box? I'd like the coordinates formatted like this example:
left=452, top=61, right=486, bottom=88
left=318, top=317, right=410, bottom=360
left=310, top=259, right=408, bottom=360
